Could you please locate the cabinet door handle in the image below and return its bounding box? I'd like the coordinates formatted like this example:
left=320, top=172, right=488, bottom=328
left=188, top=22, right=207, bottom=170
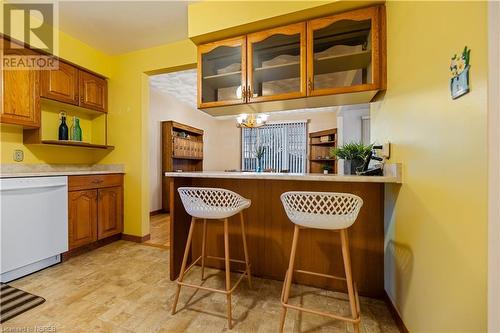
left=247, top=86, right=252, bottom=100
left=308, top=78, right=313, bottom=93
left=241, top=86, right=246, bottom=101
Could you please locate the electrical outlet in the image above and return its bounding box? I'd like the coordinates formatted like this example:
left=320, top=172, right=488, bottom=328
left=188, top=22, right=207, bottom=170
left=13, top=149, right=24, bottom=162
left=380, top=143, right=391, bottom=159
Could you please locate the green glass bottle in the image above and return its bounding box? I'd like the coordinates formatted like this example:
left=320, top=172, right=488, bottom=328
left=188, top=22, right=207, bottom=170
left=74, top=117, right=82, bottom=141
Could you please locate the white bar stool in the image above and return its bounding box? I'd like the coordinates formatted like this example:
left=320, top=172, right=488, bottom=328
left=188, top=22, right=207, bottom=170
left=171, top=187, right=252, bottom=329
left=279, top=191, right=364, bottom=333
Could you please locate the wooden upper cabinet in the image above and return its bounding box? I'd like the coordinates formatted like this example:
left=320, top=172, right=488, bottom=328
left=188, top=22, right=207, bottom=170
left=306, top=6, right=384, bottom=97
left=97, top=186, right=123, bottom=239
left=68, top=189, right=98, bottom=250
left=198, top=36, right=247, bottom=109
left=247, top=22, right=306, bottom=103
left=1, top=39, right=40, bottom=128
left=40, top=61, right=79, bottom=105
left=79, top=70, right=107, bottom=112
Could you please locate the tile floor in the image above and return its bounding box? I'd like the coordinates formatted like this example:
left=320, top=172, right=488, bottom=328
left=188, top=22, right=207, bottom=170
left=4, top=241, right=399, bottom=333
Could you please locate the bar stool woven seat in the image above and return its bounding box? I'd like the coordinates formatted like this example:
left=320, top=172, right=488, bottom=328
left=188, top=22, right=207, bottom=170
left=279, top=191, right=364, bottom=333
left=171, top=187, right=252, bottom=330
left=178, top=187, right=251, bottom=219
left=281, top=191, right=363, bottom=230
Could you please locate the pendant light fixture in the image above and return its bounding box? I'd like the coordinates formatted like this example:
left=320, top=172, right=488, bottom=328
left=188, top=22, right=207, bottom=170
left=236, top=113, right=269, bottom=128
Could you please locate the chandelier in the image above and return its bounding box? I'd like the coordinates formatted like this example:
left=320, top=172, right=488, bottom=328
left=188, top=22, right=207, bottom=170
left=236, top=113, right=269, bottom=128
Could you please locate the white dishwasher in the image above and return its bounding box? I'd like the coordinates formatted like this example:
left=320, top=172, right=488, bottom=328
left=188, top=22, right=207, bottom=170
left=0, top=176, right=68, bottom=282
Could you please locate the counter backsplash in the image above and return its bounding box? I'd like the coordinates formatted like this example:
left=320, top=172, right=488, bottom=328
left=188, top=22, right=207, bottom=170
left=0, top=163, right=124, bottom=176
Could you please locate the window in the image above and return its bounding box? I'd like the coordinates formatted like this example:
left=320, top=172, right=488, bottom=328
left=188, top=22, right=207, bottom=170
left=241, top=121, right=307, bottom=173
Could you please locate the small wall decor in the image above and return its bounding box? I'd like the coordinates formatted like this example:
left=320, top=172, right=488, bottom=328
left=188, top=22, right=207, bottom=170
left=450, top=46, right=471, bottom=99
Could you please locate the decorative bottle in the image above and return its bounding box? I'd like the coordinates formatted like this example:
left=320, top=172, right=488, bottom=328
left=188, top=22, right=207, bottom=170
left=58, top=112, right=69, bottom=140
left=74, top=118, right=82, bottom=141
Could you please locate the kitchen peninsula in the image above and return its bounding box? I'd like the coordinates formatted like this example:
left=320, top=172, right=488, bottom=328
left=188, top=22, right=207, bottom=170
left=166, top=164, right=401, bottom=297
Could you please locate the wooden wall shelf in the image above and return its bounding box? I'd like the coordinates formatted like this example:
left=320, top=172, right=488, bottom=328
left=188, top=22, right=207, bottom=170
left=315, top=50, right=371, bottom=75
left=203, top=71, right=242, bottom=89
left=39, top=140, right=114, bottom=150
left=172, top=155, right=203, bottom=160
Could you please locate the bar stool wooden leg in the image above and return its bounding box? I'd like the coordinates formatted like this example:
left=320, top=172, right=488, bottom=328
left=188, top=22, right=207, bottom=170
left=171, top=217, right=196, bottom=315
left=279, top=225, right=300, bottom=333
left=239, top=212, right=252, bottom=288
left=223, top=218, right=233, bottom=329
left=340, top=229, right=360, bottom=333
left=201, top=219, right=207, bottom=280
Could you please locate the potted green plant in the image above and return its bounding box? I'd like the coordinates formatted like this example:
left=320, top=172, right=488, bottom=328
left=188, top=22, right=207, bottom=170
left=330, top=142, right=373, bottom=175
left=322, top=164, right=332, bottom=174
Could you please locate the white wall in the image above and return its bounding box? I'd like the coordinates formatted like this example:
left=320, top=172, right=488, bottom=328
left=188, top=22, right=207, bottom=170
left=149, top=86, right=240, bottom=211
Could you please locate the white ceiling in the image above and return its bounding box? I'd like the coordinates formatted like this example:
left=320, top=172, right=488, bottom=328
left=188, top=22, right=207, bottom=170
left=150, top=69, right=198, bottom=109
left=59, top=1, right=192, bottom=55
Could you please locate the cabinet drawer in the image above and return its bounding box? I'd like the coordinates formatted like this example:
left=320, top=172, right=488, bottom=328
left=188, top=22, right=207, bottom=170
left=68, top=174, right=123, bottom=191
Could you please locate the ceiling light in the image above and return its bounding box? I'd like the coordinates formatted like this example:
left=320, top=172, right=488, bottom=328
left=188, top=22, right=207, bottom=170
left=236, top=113, right=268, bottom=128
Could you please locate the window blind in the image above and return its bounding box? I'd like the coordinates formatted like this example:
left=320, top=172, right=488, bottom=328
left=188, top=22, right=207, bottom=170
left=241, top=121, right=307, bottom=173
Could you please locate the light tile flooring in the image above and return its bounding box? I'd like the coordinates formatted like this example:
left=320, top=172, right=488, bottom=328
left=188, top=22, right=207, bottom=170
left=4, top=241, right=398, bottom=333
left=144, top=214, right=170, bottom=249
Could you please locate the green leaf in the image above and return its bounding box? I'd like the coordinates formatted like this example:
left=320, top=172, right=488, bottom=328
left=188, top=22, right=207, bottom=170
left=330, top=142, right=373, bottom=160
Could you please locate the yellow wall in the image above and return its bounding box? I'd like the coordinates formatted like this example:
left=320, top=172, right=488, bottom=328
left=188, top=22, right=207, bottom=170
left=372, top=2, right=488, bottom=331
left=0, top=3, right=491, bottom=331
left=100, top=40, right=197, bottom=236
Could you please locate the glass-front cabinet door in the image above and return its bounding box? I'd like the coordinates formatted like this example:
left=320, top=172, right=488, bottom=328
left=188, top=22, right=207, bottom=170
left=307, top=6, right=383, bottom=96
left=197, top=36, right=247, bottom=108
left=247, top=23, right=306, bottom=103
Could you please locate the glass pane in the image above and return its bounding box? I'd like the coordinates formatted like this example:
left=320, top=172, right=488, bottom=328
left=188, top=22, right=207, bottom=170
left=201, top=45, right=242, bottom=103
left=313, top=19, right=372, bottom=90
left=251, top=33, right=301, bottom=98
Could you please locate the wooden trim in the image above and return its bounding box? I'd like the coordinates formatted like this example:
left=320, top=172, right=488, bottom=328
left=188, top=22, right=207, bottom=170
left=383, top=291, right=409, bottom=333
left=150, top=209, right=165, bottom=216
left=62, top=234, right=121, bottom=261
left=121, top=233, right=151, bottom=243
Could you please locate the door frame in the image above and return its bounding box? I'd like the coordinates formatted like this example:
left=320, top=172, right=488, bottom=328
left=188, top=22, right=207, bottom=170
left=488, top=2, right=500, bottom=332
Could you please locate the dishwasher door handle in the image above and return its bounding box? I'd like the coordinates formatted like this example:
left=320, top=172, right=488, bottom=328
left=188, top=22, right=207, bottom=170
left=0, top=183, right=67, bottom=192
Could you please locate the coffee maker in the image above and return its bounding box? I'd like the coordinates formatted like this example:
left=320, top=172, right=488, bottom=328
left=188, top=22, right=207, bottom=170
left=356, top=145, right=385, bottom=176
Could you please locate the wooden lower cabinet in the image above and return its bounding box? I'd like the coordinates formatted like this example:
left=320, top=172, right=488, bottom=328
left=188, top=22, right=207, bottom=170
left=68, top=174, right=124, bottom=250
left=97, top=186, right=123, bottom=239
left=68, top=190, right=98, bottom=249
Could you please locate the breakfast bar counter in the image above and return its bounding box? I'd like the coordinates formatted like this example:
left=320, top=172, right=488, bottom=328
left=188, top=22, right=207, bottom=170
left=165, top=164, right=401, bottom=298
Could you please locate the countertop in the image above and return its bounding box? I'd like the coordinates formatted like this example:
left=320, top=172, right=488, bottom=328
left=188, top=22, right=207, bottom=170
left=0, top=164, right=125, bottom=178
left=165, top=163, right=402, bottom=184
